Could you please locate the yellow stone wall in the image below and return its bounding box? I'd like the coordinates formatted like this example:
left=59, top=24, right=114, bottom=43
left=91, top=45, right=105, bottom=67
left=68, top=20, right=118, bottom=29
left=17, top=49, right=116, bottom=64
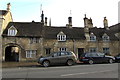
left=1, top=10, right=13, bottom=61
left=2, top=11, right=13, bottom=33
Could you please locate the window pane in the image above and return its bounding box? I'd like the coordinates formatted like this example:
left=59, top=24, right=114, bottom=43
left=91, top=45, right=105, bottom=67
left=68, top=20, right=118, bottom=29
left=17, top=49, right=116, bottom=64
left=103, top=36, right=109, bottom=41
left=57, top=35, right=66, bottom=41
left=26, top=50, right=36, bottom=58
left=46, top=48, right=51, bottom=55
left=12, top=30, right=14, bottom=35
left=60, top=48, right=66, bottom=51
left=103, top=48, right=109, bottom=54
left=26, top=51, right=30, bottom=58
left=89, top=48, right=97, bottom=52
left=90, top=36, right=96, bottom=41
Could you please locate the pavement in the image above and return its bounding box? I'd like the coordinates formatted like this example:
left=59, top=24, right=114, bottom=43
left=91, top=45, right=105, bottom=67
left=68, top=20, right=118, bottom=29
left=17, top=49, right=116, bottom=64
left=2, top=60, right=81, bottom=68
left=2, top=62, right=40, bottom=68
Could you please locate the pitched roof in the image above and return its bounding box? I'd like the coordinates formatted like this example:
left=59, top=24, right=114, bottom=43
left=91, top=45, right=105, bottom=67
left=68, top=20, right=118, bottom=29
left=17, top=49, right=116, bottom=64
left=89, top=28, right=105, bottom=40
left=109, top=23, right=120, bottom=33
left=89, top=27, right=119, bottom=41
left=0, top=10, right=8, bottom=15
left=2, top=22, right=43, bottom=37
left=2, top=22, right=119, bottom=41
left=43, top=26, right=86, bottom=40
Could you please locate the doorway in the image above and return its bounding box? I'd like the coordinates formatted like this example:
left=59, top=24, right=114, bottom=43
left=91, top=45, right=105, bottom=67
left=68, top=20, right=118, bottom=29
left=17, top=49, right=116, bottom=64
left=5, top=46, right=19, bottom=62
left=45, top=48, right=51, bottom=55
left=78, top=48, right=84, bottom=59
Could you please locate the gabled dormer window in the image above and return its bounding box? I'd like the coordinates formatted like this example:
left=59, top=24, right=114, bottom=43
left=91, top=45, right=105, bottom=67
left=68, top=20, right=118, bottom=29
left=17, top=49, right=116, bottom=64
left=90, top=33, right=96, bottom=41
left=57, top=31, right=66, bottom=41
left=102, top=33, right=110, bottom=41
left=8, top=25, right=17, bottom=36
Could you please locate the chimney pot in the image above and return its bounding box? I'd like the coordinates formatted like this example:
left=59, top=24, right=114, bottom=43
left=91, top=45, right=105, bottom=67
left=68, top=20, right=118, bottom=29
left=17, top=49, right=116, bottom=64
left=7, top=3, right=11, bottom=11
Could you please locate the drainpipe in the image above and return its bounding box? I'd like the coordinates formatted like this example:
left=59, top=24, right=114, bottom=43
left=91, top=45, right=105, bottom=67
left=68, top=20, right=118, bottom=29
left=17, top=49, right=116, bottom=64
left=72, top=39, right=75, bottom=53
left=72, top=39, right=78, bottom=59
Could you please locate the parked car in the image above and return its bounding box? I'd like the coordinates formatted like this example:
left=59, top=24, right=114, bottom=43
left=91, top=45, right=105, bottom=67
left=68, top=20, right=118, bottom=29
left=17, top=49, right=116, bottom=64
left=114, top=53, right=120, bottom=63
left=79, top=52, right=115, bottom=64
left=38, top=51, right=77, bottom=67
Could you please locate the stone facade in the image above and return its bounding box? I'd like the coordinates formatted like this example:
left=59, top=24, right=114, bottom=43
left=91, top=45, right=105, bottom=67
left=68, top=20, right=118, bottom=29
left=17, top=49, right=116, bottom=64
left=0, top=3, right=13, bottom=61
left=2, top=24, right=119, bottom=62
left=1, top=4, right=120, bottom=62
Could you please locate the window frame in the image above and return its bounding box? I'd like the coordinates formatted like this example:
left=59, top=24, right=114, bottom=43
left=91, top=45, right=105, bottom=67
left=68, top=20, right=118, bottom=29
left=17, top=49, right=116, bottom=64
left=89, top=48, right=97, bottom=52
left=8, top=26, right=17, bottom=36
left=90, top=33, right=96, bottom=41
left=102, top=34, right=110, bottom=41
left=57, top=35, right=66, bottom=41
left=103, top=48, right=110, bottom=54
left=59, top=48, right=67, bottom=51
left=57, top=31, right=66, bottom=41
left=45, top=48, right=51, bottom=55
left=26, top=50, right=37, bottom=58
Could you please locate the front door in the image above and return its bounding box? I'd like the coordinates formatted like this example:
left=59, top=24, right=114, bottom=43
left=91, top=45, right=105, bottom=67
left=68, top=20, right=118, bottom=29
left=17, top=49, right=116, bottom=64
left=78, top=48, right=84, bottom=60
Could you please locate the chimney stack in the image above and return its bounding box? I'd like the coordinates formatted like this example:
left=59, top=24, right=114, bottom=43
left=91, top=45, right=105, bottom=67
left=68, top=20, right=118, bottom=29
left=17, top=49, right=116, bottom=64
left=41, top=11, right=44, bottom=24
left=84, top=14, right=88, bottom=27
left=84, top=14, right=93, bottom=28
left=103, top=17, right=108, bottom=28
left=68, top=16, right=72, bottom=28
left=45, top=17, right=47, bottom=26
left=88, top=17, right=93, bottom=28
left=7, top=3, right=11, bottom=11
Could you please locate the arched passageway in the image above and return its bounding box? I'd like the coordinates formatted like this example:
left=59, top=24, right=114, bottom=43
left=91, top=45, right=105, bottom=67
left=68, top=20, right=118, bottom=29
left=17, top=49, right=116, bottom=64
left=5, top=46, right=19, bottom=62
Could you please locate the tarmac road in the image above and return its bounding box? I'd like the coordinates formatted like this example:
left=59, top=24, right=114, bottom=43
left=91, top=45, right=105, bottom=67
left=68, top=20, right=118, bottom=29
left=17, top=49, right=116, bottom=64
left=2, top=63, right=119, bottom=79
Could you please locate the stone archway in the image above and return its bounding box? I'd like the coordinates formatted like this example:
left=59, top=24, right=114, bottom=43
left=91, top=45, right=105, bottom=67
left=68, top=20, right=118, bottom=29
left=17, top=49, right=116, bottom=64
left=5, top=44, right=21, bottom=62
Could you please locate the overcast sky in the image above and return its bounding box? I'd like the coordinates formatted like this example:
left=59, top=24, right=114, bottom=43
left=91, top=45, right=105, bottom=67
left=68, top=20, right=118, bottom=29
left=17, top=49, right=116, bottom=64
left=1, top=0, right=119, bottom=27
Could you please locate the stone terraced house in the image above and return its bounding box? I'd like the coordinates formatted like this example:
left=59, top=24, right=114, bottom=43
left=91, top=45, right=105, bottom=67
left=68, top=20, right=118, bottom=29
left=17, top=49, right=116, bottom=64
left=1, top=4, right=120, bottom=62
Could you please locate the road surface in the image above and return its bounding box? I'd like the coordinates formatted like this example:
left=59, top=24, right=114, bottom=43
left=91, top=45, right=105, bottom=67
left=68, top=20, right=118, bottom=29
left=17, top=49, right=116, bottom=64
left=2, top=63, right=119, bottom=79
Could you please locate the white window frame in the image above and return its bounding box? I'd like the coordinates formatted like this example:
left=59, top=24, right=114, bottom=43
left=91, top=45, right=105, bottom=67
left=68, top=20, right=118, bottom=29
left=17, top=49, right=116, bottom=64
left=59, top=48, right=66, bottom=51
left=102, top=34, right=110, bottom=41
left=26, top=50, right=37, bottom=58
left=57, top=31, right=66, bottom=41
left=90, top=36, right=96, bottom=41
left=57, top=35, right=66, bottom=41
left=8, top=26, right=17, bottom=36
left=90, top=33, right=96, bottom=41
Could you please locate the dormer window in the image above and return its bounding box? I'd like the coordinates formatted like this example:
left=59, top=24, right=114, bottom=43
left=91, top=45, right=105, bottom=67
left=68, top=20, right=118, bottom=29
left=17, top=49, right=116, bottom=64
left=90, top=33, right=96, bottom=41
left=102, top=33, right=109, bottom=41
left=57, top=31, right=66, bottom=41
left=8, top=25, right=17, bottom=36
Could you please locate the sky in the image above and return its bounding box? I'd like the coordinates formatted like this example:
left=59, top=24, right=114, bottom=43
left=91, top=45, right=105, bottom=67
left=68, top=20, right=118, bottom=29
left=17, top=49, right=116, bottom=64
left=0, top=0, right=120, bottom=27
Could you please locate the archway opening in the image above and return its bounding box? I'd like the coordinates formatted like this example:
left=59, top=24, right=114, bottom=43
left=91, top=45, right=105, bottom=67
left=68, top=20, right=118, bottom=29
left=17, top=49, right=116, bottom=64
left=5, top=46, right=19, bottom=62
